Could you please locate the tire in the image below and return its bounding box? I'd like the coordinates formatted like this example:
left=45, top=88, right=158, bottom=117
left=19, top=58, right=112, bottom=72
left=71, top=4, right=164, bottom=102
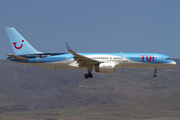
left=89, top=73, right=93, bottom=78
left=153, top=74, right=156, bottom=78
left=84, top=74, right=89, bottom=79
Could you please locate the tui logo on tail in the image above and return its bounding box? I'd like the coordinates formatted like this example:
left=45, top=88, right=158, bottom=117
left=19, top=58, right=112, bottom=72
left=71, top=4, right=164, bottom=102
left=13, top=40, right=24, bottom=49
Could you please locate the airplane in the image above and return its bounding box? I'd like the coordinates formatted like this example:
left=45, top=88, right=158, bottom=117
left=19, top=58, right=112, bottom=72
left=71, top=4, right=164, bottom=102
left=6, top=27, right=176, bottom=79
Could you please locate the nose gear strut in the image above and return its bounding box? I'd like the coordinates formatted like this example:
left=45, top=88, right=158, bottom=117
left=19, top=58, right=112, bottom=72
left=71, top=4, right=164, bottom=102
left=153, top=69, right=157, bottom=78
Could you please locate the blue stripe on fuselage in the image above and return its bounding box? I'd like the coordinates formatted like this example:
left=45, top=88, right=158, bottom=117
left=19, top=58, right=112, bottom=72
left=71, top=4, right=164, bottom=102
left=7, top=53, right=174, bottom=64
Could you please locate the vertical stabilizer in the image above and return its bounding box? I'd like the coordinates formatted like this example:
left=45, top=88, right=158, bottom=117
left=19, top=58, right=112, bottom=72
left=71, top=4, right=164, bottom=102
left=6, top=27, right=40, bottom=55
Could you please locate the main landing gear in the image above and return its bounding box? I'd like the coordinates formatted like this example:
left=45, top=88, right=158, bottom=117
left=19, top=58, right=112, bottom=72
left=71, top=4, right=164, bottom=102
left=84, top=72, right=93, bottom=79
left=153, top=69, right=157, bottom=78
left=84, top=64, right=93, bottom=79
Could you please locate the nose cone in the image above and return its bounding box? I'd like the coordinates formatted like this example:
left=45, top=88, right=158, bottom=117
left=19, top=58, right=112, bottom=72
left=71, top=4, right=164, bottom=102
left=170, top=61, right=176, bottom=67
left=173, top=61, right=176, bottom=65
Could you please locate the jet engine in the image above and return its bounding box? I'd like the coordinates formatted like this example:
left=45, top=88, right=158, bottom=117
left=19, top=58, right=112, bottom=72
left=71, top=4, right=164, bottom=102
left=95, top=63, right=115, bottom=74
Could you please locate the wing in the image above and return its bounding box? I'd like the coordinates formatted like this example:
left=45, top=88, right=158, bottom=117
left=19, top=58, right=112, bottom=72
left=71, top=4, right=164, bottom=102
left=7, top=54, right=29, bottom=61
left=65, top=42, right=101, bottom=64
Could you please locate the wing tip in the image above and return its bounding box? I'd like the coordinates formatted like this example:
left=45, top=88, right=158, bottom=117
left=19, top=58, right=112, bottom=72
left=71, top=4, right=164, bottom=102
left=65, top=42, right=73, bottom=52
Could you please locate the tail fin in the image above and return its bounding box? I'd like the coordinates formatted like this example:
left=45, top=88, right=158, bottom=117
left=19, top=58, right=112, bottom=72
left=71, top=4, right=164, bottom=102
left=6, top=27, right=40, bottom=55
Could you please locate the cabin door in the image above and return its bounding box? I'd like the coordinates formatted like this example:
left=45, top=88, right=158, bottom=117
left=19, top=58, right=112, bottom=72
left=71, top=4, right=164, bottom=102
left=157, top=56, right=161, bottom=63
left=66, top=56, right=70, bottom=62
left=123, top=55, right=128, bottom=63
left=36, top=56, right=40, bottom=62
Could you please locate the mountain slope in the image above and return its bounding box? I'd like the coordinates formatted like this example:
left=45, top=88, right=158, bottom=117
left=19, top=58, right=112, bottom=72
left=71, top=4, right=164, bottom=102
left=0, top=88, right=28, bottom=113
left=0, top=59, right=180, bottom=110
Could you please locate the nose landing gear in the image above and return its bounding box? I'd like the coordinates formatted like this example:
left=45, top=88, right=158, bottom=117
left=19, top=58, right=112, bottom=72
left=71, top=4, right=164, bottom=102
left=153, top=69, right=157, bottom=78
left=153, top=74, right=157, bottom=78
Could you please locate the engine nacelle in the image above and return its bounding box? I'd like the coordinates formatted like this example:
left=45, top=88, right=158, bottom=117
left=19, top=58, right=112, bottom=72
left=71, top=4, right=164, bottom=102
left=95, top=63, right=115, bottom=74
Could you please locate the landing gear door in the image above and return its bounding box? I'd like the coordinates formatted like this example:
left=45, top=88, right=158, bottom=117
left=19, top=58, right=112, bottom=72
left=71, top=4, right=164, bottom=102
left=157, top=56, right=161, bottom=63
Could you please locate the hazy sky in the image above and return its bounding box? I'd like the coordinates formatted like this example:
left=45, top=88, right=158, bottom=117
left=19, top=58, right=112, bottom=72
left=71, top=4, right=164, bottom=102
left=0, top=0, right=180, bottom=59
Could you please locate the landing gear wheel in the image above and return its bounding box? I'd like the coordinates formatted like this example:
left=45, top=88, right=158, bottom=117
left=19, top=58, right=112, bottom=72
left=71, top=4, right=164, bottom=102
left=84, top=74, right=89, bottom=79
left=88, top=73, right=93, bottom=78
left=84, top=73, right=93, bottom=79
left=153, top=74, right=157, bottom=78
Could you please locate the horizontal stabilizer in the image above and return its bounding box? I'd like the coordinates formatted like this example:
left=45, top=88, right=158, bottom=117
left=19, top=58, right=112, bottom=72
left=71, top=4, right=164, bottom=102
left=7, top=54, right=29, bottom=61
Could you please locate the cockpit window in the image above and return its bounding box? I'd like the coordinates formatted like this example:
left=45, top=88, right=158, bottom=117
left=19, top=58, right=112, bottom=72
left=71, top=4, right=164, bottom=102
left=166, top=58, right=171, bottom=60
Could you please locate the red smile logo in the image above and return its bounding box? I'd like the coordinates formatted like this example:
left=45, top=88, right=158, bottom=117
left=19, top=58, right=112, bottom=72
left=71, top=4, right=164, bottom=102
left=13, top=40, right=24, bottom=49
